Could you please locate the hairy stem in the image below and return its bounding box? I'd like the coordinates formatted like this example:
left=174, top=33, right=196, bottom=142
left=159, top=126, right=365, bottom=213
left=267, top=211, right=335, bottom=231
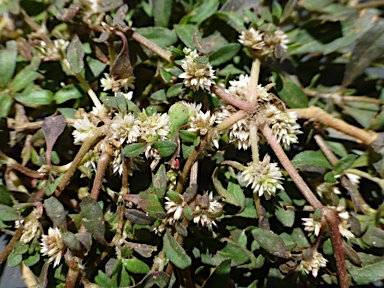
left=260, top=123, right=323, bottom=209
left=215, top=110, right=247, bottom=132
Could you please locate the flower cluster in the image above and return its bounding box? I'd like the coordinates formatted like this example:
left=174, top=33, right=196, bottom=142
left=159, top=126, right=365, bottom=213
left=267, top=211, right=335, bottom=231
left=100, top=73, right=135, bottom=93
left=182, top=101, right=216, bottom=137
left=72, top=116, right=97, bottom=145
left=179, top=48, right=216, bottom=91
left=239, top=155, right=284, bottom=200
left=215, top=74, right=301, bottom=150
left=162, top=191, right=223, bottom=230
left=299, top=249, right=328, bottom=278
left=35, top=39, right=69, bottom=61
left=40, top=227, right=66, bottom=267
left=302, top=206, right=355, bottom=239
left=192, top=192, right=223, bottom=230
left=239, top=28, right=289, bottom=58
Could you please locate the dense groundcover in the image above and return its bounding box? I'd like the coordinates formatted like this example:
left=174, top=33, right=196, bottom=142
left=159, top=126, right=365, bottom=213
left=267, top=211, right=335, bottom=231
left=0, top=0, right=384, bottom=287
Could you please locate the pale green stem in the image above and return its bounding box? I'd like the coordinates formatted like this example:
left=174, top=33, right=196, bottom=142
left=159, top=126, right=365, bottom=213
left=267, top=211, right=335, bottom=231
left=62, top=59, right=105, bottom=114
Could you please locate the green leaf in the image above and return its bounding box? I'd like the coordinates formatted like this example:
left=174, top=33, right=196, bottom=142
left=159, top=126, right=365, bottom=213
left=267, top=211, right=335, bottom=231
left=67, top=35, right=84, bottom=74
left=212, top=167, right=245, bottom=209
left=252, top=228, right=291, bottom=259
left=86, top=56, right=107, bottom=78
left=163, top=230, right=191, bottom=269
left=45, top=174, right=65, bottom=196
left=53, top=84, right=82, bottom=104
left=14, top=241, right=29, bottom=255
left=333, top=154, right=357, bottom=175
left=7, top=252, right=23, bottom=267
left=203, top=259, right=231, bottom=288
left=350, top=258, right=384, bottom=284
left=275, top=75, right=309, bottom=108
left=123, top=258, right=150, bottom=274
left=135, top=27, right=178, bottom=48
left=179, top=130, right=198, bottom=142
left=44, top=196, right=67, bottom=230
left=153, top=164, right=167, bottom=199
left=122, top=143, right=146, bottom=158
left=275, top=206, right=295, bottom=227
left=63, top=231, right=82, bottom=251
left=120, top=265, right=131, bottom=287
left=292, top=150, right=332, bottom=169
left=166, top=83, right=184, bottom=98
left=280, top=0, right=297, bottom=23
left=0, top=94, right=13, bottom=118
left=152, top=140, right=177, bottom=157
left=153, top=0, right=172, bottom=27
left=0, top=204, right=18, bottom=221
left=0, top=185, right=13, bottom=206
left=10, top=66, right=40, bottom=93
left=15, top=89, right=53, bottom=108
left=168, top=102, right=189, bottom=137
left=151, top=89, right=167, bottom=101
left=203, top=241, right=251, bottom=267
left=124, top=190, right=165, bottom=219
left=188, top=0, right=219, bottom=24
left=174, top=24, right=198, bottom=48
left=361, top=226, right=384, bottom=248
left=80, top=196, right=107, bottom=244
left=24, top=252, right=40, bottom=267
left=95, top=270, right=113, bottom=287
left=0, top=40, right=18, bottom=89
left=209, top=43, right=241, bottom=66
left=342, top=21, right=384, bottom=88
left=159, top=68, right=173, bottom=83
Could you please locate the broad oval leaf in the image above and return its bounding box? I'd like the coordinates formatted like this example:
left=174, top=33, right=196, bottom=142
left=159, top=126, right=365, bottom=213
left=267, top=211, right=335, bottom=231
left=292, top=150, right=332, bottom=169
left=15, top=89, right=53, bottom=108
left=80, top=196, right=107, bottom=244
left=135, top=27, right=178, bottom=48
left=209, top=43, right=241, bottom=66
left=53, top=84, right=82, bottom=104
left=67, top=35, right=84, bottom=74
left=163, top=230, right=191, bottom=269
left=252, top=228, right=291, bottom=259
left=122, top=143, right=146, bottom=158
left=152, top=140, right=177, bottom=157
left=44, top=196, right=67, bottom=230
left=0, top=40, right=17, bottom=89
left=123, top=258, right=150, bottom=274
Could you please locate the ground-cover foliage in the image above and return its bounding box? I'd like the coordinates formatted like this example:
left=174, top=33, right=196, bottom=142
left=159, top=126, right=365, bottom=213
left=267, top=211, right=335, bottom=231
left=1, top=0, right=384, bottom=287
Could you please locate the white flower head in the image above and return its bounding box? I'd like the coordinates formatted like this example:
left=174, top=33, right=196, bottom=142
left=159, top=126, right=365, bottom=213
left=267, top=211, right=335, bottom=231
left=72, top=116, right=97, bottom=145
left=179, top=48, right=216, bottom=91
left=239, top=155, right=283, bottom=199
left=215, top=107, right=251, bottom=150
left=265, top=104, right=302, bottom=149
left=100, top=73, right=135, bottom=93
left=333, top=206, right=355, bottom=240
left=299, top=250, right=328, bottom=278
left=228, top=74, right=269, bottom=101
left=188, top=110, right=216, bottom=136
left=181, top=101, right=203, bottom=119
left=302, top=217, right=322, bottom=236
left=110, top=113, right=141, bottom=144
left=139, top=111, right=170, bottom=143
left=193, top=192, right=223, bottom=230
left=40, top=227, right=66, bottom=267
left=238, top=28, right=265, bottom=50
left=164, top=195, right=187, bottom=225
left=316, top=182, right=341, bottom=198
